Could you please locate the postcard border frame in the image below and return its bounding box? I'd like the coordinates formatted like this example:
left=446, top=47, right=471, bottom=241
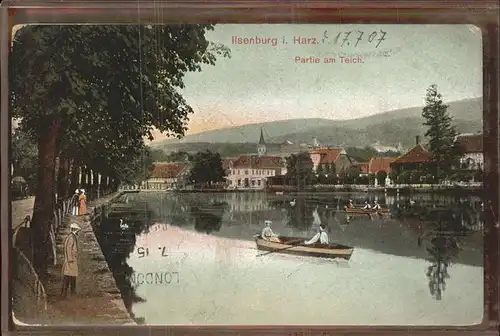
left=1, top=1, right=499, bottom=335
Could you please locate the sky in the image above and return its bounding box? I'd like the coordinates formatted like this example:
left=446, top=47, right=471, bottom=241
left=12, top=24, right=483, bottom=142
left=147, top=24, right=482, bottom=141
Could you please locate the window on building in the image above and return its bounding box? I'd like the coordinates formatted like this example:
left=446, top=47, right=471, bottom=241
left=245, top=170, right=248, bottom=175
left=238, top=179, right=241, bottom=186
left=251, top=180, right=255, bottom=186
left=258, top=180, right=261, bottom=186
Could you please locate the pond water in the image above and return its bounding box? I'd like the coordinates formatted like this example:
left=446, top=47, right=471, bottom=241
left=93, top=191, right=484, bottom=325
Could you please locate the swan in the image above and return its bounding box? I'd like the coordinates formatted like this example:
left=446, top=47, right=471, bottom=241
left=290, top=199, right=296, bottom=207
left=120, top=219, right=129, bottom=230
left=409, top=199, right=416, bottom=205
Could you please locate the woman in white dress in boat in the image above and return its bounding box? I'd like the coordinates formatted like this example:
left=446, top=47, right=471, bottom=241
left=303, top=224, right=329, bottom=245
left=261, top=220, right=281, bottom=243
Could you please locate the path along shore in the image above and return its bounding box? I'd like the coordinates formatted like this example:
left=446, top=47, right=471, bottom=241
left=12, top=193, right=136, bottom=325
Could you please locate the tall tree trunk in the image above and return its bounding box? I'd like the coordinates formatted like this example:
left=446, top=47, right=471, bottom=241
left=80, top=165, right=86, bottom=189
left=86, top=168, right=92, bottom=196
left=62, top=156, right=71, bottom=198
left=31, top=118, right=62, bottom=278
left=57, top=153, right=70, bottom=200
left=69, top=160, right=79, bottom=195
left=92, top=170, right=99, bottom=198
left=53, top=156, right=59, bottom=200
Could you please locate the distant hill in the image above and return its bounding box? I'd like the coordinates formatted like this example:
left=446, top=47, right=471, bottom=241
left=152, top=97, right=482, bottom=152
left=151, top=118, right=339, bottom=146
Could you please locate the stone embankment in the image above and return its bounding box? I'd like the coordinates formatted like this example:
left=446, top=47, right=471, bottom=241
left=12, top=192, right=135, bottom=326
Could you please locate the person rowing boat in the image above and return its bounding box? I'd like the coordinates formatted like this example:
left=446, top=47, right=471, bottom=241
left=362, top=201, right=371, bottom=209
left=347, top=199, right=354, bottom=208
left=373, top=200, right=381, bottom=210
left=261, top=220, right=281, bottom=243
left=303, top=224, right=329, bottom=245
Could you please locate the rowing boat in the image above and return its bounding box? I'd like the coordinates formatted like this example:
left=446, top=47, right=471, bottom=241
left=345, top=207, right=390, bottom=215
left=254, top=235, right=354, bottom=260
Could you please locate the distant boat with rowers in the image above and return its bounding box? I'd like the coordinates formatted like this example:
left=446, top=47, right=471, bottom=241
left=344, top=207, right=391, bottom=216
left=254, top=235, right=354, bottom=260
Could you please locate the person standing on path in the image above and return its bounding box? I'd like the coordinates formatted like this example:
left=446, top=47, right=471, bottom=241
left=71, top=189, right=80, bottom=216
left=78, top=189, right=87, bottom=216
left=61, top=223, right=81, bottom=298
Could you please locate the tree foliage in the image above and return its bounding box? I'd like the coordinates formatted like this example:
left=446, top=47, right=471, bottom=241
left=421, top=85, right=462, bottom=178
left=345, top=146, right=377, bottom=163
left=285, top=152, right=315, bottom=188
left=376, top=170, right=388, bottom=185
left=11, top=125, right=38, bottom=191
left=10, top=24, right=230, bottom=276
left=188, top=150, right=226, bottom=187
left=166, top=151, right=192, bottom=162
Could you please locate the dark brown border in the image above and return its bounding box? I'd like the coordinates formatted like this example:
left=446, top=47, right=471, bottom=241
left=1, top=1, right=499, bottom=335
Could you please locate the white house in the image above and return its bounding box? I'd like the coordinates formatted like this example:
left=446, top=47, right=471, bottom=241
left=455, top=133, right=483, bottom=170
left=227, top=155, right=286, bottom=190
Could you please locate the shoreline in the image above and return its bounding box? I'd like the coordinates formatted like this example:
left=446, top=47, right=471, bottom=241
left=120, top=184, right=483, bottom=195
left=12, top=192, right=136, bottom=326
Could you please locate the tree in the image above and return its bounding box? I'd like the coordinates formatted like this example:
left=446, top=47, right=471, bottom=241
left=188, top=150, right=226, bottom=187
left=346, top=146, right=377, bottom=163
left=150, top=148, right=170, bottom=162
left=339, top=165, right=361, bottom=184
left=316, top=164, right=327, bottom=184
left=11, top=126, right=38, bottom=192
left=285, top=152, right=315, bottom=189
left=166, top=151, right=191, bottom=162
left=421, top=84, right=462, bottom=180
left=388, top=171, right=399, bottom=184
left=325, top=164, right=337, bottom=184
left=376, top=170, right=387, bottom=186
left=10, top=24, right=230, bottom=277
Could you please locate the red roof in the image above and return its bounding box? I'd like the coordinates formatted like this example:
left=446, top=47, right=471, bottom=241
left=455, top=134, right=482, bottom=153
left=310, top=148, right=344, bottom=164
left=391, top=144, right=432, bottom=164
left=151, top=162, right=187, bottom=179
left=232, top=155, right=284, bottom=169
left=368, top=157, right=396, bottom=174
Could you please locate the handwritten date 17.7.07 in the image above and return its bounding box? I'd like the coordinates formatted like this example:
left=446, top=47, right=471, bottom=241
left=322, top=30, right=387, bottom=48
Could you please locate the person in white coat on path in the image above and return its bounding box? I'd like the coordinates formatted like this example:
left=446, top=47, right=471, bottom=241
left=61, top=223, right=81, bottom=298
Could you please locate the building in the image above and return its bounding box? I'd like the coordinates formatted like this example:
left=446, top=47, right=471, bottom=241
left=309, top=147, right=353, bottom=174
left=367, top=156, right=396, bottom=174
left=455, top=133, right=483, bottom=170
left=227, top=155, right=286, bottom=189
left=143, top=162, right=189, bottom=189
left=390, top=136, right=433, bottom=173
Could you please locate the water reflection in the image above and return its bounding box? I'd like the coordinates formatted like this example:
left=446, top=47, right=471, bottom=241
left=95, top=191, right=484, bottom=322
left=191, top=205, right=225, bottom=234
left=93, top=203, right=155, bottom=323
left=389, top=199, right=483, bottom=300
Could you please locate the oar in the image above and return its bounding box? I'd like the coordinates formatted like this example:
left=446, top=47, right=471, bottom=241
left=257, top=238, right=304, bottom=257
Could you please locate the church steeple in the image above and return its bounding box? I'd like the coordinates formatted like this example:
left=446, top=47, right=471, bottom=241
left=257, top=127, right=267, bottom=156
left=259, top=128, right=266, bottom=145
